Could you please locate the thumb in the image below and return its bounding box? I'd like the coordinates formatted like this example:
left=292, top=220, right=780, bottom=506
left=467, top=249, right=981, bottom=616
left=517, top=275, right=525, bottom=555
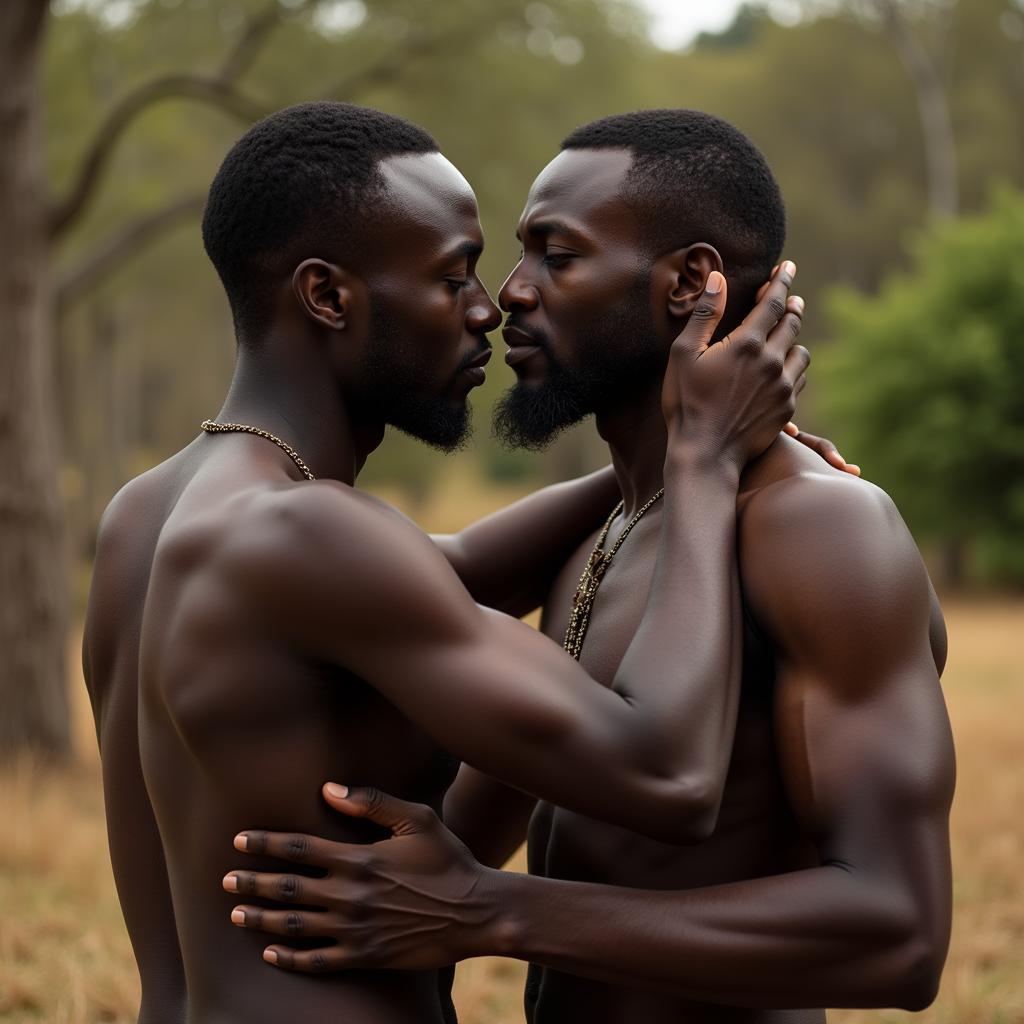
left=673, top=271, right=727, bottom=359
left=321, top=782, right=434, bottom=835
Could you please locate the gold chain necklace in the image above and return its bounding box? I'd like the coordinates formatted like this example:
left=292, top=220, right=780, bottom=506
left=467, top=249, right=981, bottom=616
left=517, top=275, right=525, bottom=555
left=200, top=420, right=316, bottom=481
left=563, top=487, right=665, bottom=661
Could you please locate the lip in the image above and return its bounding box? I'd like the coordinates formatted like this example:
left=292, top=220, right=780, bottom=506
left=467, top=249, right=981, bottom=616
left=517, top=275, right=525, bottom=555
left=504, top=345, right=542, bottom=367
left=502, top=325, right=540, bottom=347
left=464, top=347, right=493, bottom=369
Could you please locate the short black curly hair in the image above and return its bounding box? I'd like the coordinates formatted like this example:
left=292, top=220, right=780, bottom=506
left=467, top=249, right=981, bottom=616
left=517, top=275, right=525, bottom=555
left=202, top=101, right=438, bottom=341
left=561, top=110, right=785, bottom=302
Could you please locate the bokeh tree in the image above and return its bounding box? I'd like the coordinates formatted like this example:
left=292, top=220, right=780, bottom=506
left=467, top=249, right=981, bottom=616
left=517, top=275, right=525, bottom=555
left=818, top=186, right=1024, bottom=585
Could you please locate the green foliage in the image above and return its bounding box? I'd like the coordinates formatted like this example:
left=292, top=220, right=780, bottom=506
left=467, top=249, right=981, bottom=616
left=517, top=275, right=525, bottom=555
left=42, top=0, right=1024, bottom=560
left=818, top=186, right=1024, bottom=582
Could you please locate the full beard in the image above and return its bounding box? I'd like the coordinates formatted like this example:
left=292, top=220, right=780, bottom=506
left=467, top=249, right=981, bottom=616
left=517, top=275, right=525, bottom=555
left=493, top=277, right=661, bottom=451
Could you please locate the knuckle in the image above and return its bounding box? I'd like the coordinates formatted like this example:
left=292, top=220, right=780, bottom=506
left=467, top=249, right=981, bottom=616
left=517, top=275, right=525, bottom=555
left=766, top=296, right=787, bottom=321
left=285, top=912, right=305, bottom=936
left=786, top=312, right=802, bottom=336
left=277, top=875, right=303, bottom=902
left=362, top=787, right=384, bottom=816
left=761, top=353, right=784, bottom=378
left=240, top=873, right=259, bottom=897
left=691, top=300, right=717, bottom=320
left=310, top=949, right=332, bottom=973
left=737, top=333, right=762, bottom=356
left=285, top=834, right=313, bottom=862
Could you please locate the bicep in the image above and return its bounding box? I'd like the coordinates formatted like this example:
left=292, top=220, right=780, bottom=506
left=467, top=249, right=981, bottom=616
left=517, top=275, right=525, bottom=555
left=744, top=479, right=954, bottom=888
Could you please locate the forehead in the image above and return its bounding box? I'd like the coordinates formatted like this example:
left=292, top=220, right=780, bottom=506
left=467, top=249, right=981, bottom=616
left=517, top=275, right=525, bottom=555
left=520, top=148, right=637, bottom=239
left=374, top=152, right=481, bottom=254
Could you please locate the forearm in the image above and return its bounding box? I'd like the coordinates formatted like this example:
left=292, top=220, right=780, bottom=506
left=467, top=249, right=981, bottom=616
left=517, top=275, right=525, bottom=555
left=433, top=466, right=618, bottom=615
left=609, top=447, right=743, bottom=837
left=486, top=864, right=939, bottom=1010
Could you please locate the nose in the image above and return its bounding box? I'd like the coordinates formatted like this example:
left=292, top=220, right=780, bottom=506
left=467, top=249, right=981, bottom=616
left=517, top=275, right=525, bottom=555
left=498, top=261, right=538, bottom=313
left=467, top=282, right=502, bottom=336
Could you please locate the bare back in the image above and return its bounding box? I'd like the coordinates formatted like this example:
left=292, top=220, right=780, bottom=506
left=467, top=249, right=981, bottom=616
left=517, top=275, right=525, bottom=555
left=89, top=440, right=458, bottom=1023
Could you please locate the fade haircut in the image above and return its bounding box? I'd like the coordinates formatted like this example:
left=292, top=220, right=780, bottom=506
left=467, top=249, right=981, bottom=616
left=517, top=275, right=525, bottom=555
left=561, top=110, right=785, bottom=302
left=202, top=101, right=438, bottom=341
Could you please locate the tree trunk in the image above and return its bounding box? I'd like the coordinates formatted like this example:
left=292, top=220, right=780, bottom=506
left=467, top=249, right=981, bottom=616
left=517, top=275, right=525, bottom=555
left=879, top=0, right=958, bottom=219
left=0, top=2, right=71, bottom=758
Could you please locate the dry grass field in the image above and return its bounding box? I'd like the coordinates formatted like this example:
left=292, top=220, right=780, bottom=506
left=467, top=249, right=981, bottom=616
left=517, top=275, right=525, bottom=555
left=2, top=472, right=1022, bottom=1022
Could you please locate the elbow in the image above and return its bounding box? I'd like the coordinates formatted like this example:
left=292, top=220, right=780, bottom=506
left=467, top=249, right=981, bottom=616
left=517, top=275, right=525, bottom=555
left=889, top=933, right=945, bottom=1011
left=652, top=775, right=723, bottom=845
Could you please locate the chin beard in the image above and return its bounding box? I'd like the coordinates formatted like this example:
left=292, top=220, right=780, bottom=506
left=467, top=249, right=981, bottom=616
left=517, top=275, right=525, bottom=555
left=386, top=395, right=471, bottom=453
left=493, top=278, right=660, bottom=451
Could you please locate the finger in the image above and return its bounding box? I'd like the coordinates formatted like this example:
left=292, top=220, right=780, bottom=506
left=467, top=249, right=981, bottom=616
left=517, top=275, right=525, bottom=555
left=232, top=829, right=335, bottom=867
left=783, top=344, right=811, bottom=382
left=672, top=271, right=728, bottom=359
left=765, top=308, right=804, bottom=360
left=322, top=783, right=436, bottom=837
left=783, top=421, right=799, bottom=437
left=223, top=870, right=328, bottom=905
left=787, top=295, right=805, bottom=318
left=264, top=944, right=349, bottom=973
left=738, top=260, right=795, bottom=342
left=231, top=905, right=333, bottom=938
left=795, top=373, right=807, bottom=396
left=755, top=264, right=783, bottom=303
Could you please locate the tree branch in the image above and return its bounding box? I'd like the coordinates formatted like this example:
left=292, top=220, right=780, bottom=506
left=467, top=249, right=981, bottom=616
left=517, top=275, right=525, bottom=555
left=55, top=194, right=205, bottom=314
left=47, top=0, right=313, bottom=240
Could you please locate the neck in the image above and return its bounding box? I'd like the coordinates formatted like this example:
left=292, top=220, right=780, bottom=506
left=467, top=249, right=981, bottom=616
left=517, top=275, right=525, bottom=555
left=214, top=342, right=384, bottom=484
left=595, top=379, right=668, bottom=519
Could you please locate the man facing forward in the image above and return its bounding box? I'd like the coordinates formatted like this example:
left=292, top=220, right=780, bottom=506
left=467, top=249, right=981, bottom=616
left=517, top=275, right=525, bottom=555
left=230, top=111, right=955, bottom=1023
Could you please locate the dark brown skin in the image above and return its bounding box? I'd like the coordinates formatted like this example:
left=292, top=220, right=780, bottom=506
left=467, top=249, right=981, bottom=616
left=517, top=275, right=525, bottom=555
left=230, top=149, right=954, bottom=1021
left=84, top=147, right=810, bottom=1023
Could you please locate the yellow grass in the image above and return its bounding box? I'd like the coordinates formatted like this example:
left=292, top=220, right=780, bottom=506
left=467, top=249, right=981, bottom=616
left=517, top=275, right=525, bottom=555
left=2, top=472, right=1022, bottom=1023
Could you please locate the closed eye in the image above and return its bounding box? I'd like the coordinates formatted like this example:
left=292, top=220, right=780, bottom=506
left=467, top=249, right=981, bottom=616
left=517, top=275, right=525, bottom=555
left=541, top=252, right=574, bottom=268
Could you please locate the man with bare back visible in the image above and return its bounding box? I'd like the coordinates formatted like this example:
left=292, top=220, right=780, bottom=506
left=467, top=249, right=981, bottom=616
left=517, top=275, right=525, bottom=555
left=83, top=102, right=815, bottom=1023
left=227, top=111, right=955, bottom=1023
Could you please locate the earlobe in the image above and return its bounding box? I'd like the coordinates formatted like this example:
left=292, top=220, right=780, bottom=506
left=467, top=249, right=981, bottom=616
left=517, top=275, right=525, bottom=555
left=664, top=243, right=724, bottom=319
left=292, top=258, right=350, bottom=331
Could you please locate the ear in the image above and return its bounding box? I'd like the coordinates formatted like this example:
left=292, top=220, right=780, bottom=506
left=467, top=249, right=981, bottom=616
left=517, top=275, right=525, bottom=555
left=659, top=243, right=724, bottom=320
left=291, top=259, right=353, bottom=331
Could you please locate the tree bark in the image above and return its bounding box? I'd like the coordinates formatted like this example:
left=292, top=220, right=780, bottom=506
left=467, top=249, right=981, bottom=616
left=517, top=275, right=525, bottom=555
left=0, top=1, right=71, bottom=758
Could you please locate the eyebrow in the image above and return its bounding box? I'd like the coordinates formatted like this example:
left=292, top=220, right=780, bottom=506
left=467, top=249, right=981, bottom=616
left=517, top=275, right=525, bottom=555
left=439, top=240, right=484, bottom=262
left=515, top=218, right=585, bottom=243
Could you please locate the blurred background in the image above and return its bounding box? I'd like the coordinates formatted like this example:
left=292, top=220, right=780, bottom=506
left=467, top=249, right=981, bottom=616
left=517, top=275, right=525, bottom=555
left=1, top=0, right=1022, bottom=1020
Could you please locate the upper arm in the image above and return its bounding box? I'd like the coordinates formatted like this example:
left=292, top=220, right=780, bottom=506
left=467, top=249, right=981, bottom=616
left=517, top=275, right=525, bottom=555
left=443, top=765, right=536, bottom=868
left=742, top=477, right=954, bottom=931
left=229, top=485, right=689, bottom=841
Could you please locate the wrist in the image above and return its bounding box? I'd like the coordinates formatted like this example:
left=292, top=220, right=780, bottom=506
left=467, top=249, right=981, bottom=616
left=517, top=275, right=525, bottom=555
left=477, top=868, right=531, bottom=959
left=664, top=429, right=742, bottom=485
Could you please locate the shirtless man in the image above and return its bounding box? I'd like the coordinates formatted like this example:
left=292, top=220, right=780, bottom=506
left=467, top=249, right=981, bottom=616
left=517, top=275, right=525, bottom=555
left=228, top=111, right=955, bottom=1021
left=83, top=102, right=815, bottom=1023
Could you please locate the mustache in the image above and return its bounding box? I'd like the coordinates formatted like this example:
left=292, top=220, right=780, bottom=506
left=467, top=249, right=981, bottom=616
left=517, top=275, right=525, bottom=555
left=503, top=315, right=552, bottom=352
left=454, top=339, right=492, bottom=374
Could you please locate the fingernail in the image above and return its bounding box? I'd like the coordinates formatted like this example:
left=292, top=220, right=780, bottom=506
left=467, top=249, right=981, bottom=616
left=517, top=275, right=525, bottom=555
left=234, top=834, right=248, bottom=851
left=791, top=296, right=805, bottom=314
left=324, top=782, right=349, bottom=799
left=223, top=874, right=238, bottom=892
left=231, top=908, right=245, bottom=926
left=849, top=465, right=862, bottom=476
left=704, top=271, right=723, bottom=295
left=782, top=260, right=796, bottom=277
left=264, top=949, right=279, bottom=965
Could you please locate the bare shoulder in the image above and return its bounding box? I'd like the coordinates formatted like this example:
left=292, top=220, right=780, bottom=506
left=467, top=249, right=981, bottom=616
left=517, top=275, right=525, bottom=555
left=211, top=480, right=473, bottom=643
left=738, top=444, right=941, bottom=682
